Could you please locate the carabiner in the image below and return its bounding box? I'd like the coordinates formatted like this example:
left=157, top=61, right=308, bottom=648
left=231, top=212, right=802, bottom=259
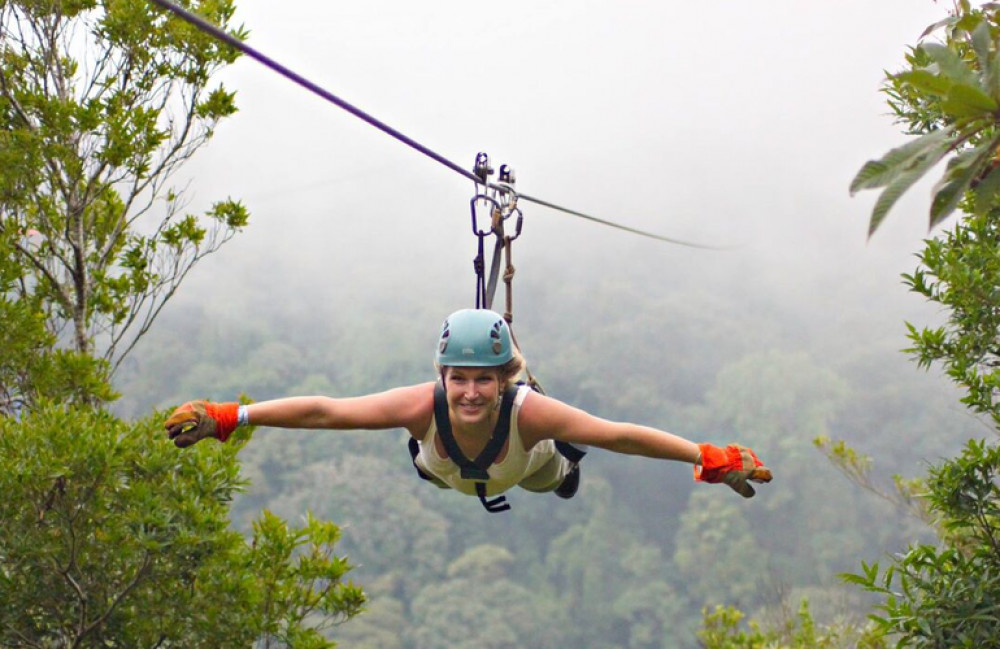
left=470, top=194, right=501, bottom=237
left=506, top=206, right=524, bottom=242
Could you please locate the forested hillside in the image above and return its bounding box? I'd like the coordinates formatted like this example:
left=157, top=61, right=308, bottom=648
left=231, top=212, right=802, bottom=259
left=117, top=255, right=968, bottom=648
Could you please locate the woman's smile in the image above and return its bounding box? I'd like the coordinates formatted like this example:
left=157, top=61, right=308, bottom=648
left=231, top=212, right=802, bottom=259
left=445, top=366, right=501, bottom=425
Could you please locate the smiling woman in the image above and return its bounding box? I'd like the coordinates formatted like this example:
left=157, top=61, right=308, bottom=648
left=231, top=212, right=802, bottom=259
left=165, top=308, right=772, bottom=513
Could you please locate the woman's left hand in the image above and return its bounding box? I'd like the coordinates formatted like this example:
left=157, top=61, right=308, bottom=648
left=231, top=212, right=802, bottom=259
left=695, top=443, right=772, bottom=498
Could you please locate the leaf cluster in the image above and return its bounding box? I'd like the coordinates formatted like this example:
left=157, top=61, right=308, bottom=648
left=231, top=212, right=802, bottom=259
left=249, top=510, right=366, bottom=649
left=842, top=439, right=1000, bottom=649
left=851, top=4, right=1000, bottom=235
left=903, top=210, right=1000, bottom=426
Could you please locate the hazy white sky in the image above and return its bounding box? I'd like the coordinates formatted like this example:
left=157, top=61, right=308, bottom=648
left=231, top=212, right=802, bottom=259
left=176, top=1, right=953, bottom=343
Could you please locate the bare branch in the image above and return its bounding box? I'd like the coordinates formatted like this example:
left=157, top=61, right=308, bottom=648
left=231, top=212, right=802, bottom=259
left=0, top=223, right=75, bottom=315
left=74, top=552, right=154, bottom=648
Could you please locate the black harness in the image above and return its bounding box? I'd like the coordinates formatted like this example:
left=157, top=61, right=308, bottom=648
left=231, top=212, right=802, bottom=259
left=408, top=383, right=587, bottom=513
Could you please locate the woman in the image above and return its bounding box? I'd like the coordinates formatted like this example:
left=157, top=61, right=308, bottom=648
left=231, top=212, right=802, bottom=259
left=165, top=309, right=771, bottom=511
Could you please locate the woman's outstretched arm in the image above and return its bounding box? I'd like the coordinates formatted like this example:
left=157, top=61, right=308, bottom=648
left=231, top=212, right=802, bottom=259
left=164, top=383, right=434, bottom=447
left=517, top=391, right=699, bottom=461
left=517, top=390, right=770, bottom=497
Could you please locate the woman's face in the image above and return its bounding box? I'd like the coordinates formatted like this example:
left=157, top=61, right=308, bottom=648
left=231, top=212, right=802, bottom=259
left=444, top=366, right=501, bottom=428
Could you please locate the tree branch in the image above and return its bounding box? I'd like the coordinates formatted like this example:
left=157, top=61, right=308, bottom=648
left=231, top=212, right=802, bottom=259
left=73, top=552, right=154, bottom=648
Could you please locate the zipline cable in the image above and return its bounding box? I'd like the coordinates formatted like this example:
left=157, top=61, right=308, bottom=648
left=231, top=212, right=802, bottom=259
left=517, top=192, right=726, bottom=250
left=148, top=0, right=726, bottom=249
left=148, top=0, right=478, bottom=184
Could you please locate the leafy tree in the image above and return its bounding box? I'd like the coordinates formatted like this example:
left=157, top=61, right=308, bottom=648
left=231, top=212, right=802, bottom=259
left=838, top=3, right=1000, bottom=647
left=695, top=5, right=1000, bottom=647
left=0, top=404, right=365, bottom=648
left=0, top=0, right=249, bottom=413
left=0, top=2, right=368, bottom=645
left=837, top=205, right=1000, bottom=646
left=905, top=208, right=1000, bottom=427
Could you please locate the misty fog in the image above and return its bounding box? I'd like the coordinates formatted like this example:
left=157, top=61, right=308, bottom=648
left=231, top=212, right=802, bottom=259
left=129, top=0, right=957, bottom=414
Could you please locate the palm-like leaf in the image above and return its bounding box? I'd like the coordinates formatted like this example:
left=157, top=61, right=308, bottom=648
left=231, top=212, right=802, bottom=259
left=854, top=13, right=1000, bottom=235
left=850, top=127, right=955, bottom=195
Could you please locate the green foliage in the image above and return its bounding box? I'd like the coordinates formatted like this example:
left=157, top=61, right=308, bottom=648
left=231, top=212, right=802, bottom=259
left=0, top=235, right=117, bottom=413
left=843, top=440, right=1000, bottom=649
left=851, top=4, right=1000, bottom=234
left=249, top=510, right=367, bottom=649
left=904, top=209, right=1000, bottom=427
left=698, top=601, right=884, bottom=649
left=0, top=297, right=117, bottom=411
left=0, top=3, right=365, bottom=645
left=0, top=0, right=249, bottom=372
left=700, top=606, right=771, bottom=649
left=0, top=403, right=364, bottom=647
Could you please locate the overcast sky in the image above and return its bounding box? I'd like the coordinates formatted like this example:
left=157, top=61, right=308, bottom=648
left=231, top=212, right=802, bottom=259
left=170, top=1, right=954, bottom=356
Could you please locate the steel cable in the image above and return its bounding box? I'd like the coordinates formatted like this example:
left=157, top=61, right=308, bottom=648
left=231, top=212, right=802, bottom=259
left=148, top=0, right=725, bottom=249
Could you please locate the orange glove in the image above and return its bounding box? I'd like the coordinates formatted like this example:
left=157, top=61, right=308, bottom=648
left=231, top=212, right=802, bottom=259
left=694, top=443, right=772, bottom=498
left=164, top=401, right=239, bottom=448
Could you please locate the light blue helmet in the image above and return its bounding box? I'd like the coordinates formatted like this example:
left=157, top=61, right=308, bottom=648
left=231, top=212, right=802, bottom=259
left=436, top=309, right=514, bottom=367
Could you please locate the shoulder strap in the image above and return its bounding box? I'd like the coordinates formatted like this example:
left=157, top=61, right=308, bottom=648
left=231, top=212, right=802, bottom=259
left=433, top=382, right=518, bottom=513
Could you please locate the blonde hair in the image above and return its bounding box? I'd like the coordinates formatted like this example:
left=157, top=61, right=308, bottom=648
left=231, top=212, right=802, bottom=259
left=497, top=347, right=527, bottom=390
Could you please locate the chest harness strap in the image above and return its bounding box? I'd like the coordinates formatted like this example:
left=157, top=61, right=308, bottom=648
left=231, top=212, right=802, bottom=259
left=432, top=382, right=519, bottom=513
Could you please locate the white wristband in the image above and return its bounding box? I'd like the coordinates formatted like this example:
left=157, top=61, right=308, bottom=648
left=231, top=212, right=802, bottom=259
left=237, top=404, right=249, bottom=427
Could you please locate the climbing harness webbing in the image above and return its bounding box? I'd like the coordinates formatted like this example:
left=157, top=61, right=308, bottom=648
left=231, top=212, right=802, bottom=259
left=433, top=382, right=518, bottom=513
left=554, top=439, right=587, bottom=464
left=407, top=382, right=588, bottom=513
